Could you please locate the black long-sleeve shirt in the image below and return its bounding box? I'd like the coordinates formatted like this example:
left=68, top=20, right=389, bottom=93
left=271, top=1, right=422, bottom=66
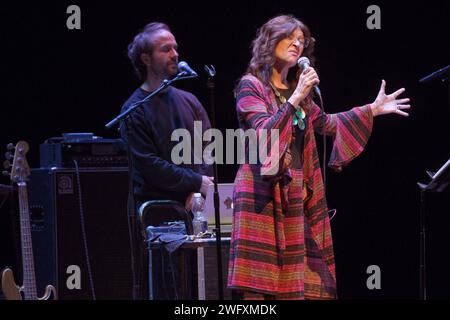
left=120, top=86, right=213, bottom=204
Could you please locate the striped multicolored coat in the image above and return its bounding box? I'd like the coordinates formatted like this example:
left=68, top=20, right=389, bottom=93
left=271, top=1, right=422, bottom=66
left=228, top=74, right=373, bottom=299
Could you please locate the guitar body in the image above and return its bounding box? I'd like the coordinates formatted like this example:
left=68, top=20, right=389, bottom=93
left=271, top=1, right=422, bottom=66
left=1, top=268, right=58, bottom=300
left=1, top=268, right=21, bottom=300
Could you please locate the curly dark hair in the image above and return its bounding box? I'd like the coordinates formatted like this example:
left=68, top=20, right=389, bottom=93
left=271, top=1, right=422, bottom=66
left=127, top=22, right=171, bottom=80
left=245, top=15, right=316, bottom=90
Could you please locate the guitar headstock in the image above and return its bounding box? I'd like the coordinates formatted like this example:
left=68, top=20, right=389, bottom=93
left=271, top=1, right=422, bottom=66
left=2, top=141, right=30, bottom=183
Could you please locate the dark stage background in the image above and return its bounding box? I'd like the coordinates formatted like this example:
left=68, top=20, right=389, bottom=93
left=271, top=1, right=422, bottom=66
left=1, top=0, right=449, bottom=299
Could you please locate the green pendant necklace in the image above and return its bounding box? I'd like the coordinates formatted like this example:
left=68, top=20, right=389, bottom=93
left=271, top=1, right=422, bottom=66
left=270, top=83, right=306, bottom=130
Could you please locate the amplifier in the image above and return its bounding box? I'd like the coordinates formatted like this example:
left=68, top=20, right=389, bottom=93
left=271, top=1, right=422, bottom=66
left=40, top=133, right=128, bottom=168
left=28, top=167, right=132, bottom=299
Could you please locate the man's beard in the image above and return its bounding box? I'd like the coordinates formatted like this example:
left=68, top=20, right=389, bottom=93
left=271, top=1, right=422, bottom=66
left=149, top=61, right=178, bottom=79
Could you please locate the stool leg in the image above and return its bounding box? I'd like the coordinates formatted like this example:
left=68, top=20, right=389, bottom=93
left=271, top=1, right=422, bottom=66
left=148, top=249, right=153, bottom=300
left=197, top=247, right=205, bottom=300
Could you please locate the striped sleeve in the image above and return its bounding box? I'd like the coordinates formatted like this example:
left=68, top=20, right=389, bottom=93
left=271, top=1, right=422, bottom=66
left=236, top=77, right=296, bottom=178
left=236, top=79, right=295, bottom=132
left=309, top=103, right=373, bottom=172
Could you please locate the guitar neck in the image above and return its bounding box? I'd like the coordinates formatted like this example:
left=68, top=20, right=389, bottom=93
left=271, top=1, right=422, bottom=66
left=17, top=182, right=38, bottom=300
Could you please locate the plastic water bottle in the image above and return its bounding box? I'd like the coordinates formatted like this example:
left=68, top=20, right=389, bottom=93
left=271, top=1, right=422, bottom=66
left=192, top=193, right=207, bottom=236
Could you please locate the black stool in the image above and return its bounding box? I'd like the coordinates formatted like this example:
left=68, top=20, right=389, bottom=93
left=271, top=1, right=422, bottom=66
left=138, top=200, right=195, bottom=299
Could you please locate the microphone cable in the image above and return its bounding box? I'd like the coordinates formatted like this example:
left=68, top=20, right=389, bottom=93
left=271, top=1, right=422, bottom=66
left=73, top=160, right=96, bottom=300
left=316, top=91, right=327, bottom=191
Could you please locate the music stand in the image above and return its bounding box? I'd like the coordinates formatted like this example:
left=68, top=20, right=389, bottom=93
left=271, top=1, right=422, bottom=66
left=417, top=157, right=450, bottom=300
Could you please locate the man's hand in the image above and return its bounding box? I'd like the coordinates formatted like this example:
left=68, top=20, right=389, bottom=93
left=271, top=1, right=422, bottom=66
left=185, top=176, right=213, bottom=211
left=185, top=192, right=195, bottom=212
left=200, top=176, right=214, bottom=197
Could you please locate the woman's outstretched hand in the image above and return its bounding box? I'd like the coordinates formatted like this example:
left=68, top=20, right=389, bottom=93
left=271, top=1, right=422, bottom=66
left=370, top=80, right=411, bottom=117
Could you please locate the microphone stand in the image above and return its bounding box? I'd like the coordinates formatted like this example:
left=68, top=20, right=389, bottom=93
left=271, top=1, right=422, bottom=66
left=105, top=71, right=197, bottom=300
left=105, top=72, right=197, bottom=130
left=417, top=158, right=450, bottom=300
left=205, top=65, right=224, bottom=300
left=417, top=66, right=449, bottom=300
left=419, top=64, right=449, bottom=112
left=419, top=65, right=449, bottom=84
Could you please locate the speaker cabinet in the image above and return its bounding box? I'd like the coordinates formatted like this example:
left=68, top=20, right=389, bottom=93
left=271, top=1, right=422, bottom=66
left=28, top=168, right=132, bottom=299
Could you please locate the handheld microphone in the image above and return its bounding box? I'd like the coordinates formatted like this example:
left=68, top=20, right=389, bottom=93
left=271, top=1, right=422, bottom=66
left=297, top=57, right=321, bottom=96
left=178, top=61, right=198, bottom=77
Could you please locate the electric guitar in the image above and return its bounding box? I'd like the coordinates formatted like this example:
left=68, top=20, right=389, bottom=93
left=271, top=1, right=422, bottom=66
left=1, top=141, right=57, bottom=300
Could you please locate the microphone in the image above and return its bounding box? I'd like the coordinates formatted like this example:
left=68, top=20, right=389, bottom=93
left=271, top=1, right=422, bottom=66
left=178, top=61, right=198, bottom=77
left=297, top=57, right=321, bottom=96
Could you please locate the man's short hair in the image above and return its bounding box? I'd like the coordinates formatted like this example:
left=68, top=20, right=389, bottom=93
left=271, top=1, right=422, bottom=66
left=127, top=22, right=171, bottom=80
